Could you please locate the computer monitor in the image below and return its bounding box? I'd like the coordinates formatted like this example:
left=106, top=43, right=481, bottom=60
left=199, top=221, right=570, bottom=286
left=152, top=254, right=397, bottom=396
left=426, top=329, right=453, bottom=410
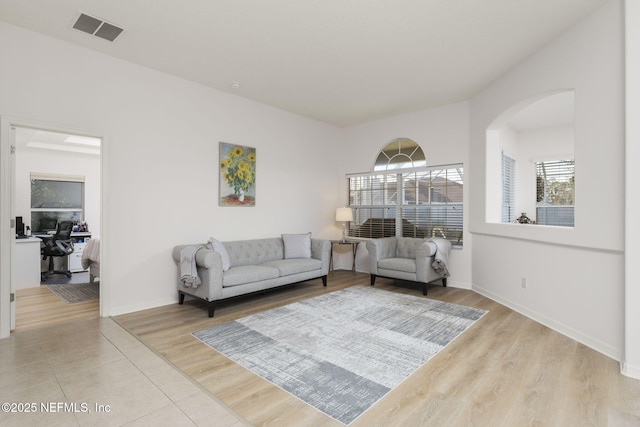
left=34, top=217, right=58, bottom=233
left=16, top=216, right=24, bottom=236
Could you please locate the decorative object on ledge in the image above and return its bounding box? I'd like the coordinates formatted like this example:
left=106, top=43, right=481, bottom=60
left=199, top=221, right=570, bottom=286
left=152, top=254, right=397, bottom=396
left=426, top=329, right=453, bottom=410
left=335, top=207, right=353, bottom=242
left=516, top=212, right=532, bottom=224
left=219, top=142, right=256, bottom=206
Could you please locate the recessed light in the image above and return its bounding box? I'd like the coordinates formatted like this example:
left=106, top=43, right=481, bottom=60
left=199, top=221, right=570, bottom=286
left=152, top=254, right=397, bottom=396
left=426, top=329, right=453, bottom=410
left=230, top=82, right=241, bottom=89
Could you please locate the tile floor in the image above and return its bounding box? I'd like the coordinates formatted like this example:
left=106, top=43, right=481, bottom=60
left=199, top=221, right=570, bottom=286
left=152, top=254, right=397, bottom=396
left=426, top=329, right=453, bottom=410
left=0, top=317, right=249, bottom=426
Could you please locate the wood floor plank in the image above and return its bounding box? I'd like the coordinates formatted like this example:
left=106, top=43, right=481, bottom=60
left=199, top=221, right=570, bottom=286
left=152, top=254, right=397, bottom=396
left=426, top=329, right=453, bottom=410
left=14, top=285, right=99, bottom=333
left=114, top=271, right=640, bottom=426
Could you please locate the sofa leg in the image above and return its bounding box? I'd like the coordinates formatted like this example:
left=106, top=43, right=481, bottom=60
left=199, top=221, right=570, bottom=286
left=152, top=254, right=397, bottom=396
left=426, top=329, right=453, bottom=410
left=322, top=275, right=327, bottom=287
left=208, top=303, right=215, bottom=318
left=370, top=275, right=376, bottom=286
left=422, top=283, right=428, bottom=295
left=179, top=291, right=185, bottom=305
left=442, top=277, right=447, bottom=287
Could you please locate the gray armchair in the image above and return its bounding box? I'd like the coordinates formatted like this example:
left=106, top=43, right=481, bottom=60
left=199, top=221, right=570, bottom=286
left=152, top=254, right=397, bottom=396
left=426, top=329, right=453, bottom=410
left=366, top=236, right=450, bottom=295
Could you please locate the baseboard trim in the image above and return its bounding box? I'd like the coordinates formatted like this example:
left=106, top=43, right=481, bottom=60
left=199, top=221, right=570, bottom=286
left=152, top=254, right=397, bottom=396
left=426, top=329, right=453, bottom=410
left=107, top=297, right=176, bottom=317
left=621, top=361, right=640, bottom=379
left=473, top=284, right=622, bottom=363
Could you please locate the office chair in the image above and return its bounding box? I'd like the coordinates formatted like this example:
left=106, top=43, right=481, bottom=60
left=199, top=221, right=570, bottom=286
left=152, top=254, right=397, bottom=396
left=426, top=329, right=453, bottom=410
left=40, top=221, right=75, bottom=282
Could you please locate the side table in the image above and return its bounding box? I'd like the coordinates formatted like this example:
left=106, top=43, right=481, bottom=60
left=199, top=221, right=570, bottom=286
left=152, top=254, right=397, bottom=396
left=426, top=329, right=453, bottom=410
left=329, top=240, right=359, bottom=274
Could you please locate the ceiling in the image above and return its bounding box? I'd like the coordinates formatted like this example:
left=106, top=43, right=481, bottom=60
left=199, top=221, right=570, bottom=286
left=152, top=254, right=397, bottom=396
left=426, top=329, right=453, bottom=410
left=0, top=0, right=608, bottom=127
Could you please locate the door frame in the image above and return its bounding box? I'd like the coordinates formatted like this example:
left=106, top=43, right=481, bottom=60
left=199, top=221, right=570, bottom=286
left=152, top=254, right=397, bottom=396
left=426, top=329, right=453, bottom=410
left=0, top=116, right=110, bottom=338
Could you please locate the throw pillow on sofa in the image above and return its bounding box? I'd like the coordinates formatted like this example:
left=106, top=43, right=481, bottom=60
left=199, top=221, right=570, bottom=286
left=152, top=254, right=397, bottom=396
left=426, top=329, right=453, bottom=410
left=282, top=233, right=311, bottom=259
left=207, top=237, right=231, bottom=271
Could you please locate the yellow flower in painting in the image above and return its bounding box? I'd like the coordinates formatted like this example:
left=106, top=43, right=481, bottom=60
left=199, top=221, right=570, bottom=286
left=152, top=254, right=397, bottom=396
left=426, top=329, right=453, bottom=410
left=238, top=160, right=249, bottom=171
left=247, top=152, right=256, bottom=162
left=230, top=146, right=243, bottom=157
left=220, top=159, right=230, bottom=170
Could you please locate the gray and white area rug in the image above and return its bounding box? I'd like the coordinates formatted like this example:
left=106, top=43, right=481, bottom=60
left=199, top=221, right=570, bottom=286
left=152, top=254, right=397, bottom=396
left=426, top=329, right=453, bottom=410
left=45, top=282, right=99, bottom=303
left=192, top=286, right=487, bottom=425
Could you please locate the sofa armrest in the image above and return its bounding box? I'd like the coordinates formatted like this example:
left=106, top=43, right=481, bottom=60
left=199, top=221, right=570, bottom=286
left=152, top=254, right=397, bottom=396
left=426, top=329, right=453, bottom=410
left=366, top=237, right=398, bottom=275
left=311, top=238, right=331, bottom=275
left=416, top=241, right=437, bottom=258
left=172, top=244, right=224, bottom=300
left=172, top=244, right=216, bottom=268
left=416, top=241, right=437, bottom=282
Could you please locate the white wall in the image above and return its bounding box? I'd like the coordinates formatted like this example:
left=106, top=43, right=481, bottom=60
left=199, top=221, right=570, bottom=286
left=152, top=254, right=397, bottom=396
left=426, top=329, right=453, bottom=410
left=624, top=0, right=640, bottom=378
left=0, top=21, right=343, bottom=316
left=339, top=101, right=472, bottom=288
left=15, top=145, right=101, bottom=234
left=469, top=0, right=624, bottom=359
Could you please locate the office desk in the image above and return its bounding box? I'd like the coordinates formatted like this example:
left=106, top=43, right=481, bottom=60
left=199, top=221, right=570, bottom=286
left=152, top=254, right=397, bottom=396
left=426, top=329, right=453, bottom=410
left=15, top=237, right=42, bottom=289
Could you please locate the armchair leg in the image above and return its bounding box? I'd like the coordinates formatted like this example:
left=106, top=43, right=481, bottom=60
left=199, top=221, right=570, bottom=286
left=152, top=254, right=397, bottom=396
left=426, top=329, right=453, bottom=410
left=208, top=303, right=215, bottom=318
left=370, top=275, right=376, bottom=286
left=322, top=275, right=327, bottom=287
left=178, top=291, right=185, bottom=305
left=422, top=283, right=428, bottom=296
left=442, top=277, right=447, bottom=287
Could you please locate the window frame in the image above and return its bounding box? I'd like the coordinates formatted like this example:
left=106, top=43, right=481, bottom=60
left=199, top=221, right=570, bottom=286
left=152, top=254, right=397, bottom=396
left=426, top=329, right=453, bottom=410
left=535, top=159, right=575, bottom=227
left=347, top=163, right=464, bottom=247
left=30, top=173, right=85, bottom=232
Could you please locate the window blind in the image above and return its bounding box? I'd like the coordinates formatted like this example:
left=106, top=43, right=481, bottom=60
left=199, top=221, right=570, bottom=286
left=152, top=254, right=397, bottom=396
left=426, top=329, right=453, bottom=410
left=535, top=159, right=574, bottom=226
left=501, top=152, right=515, bottom=223
left=348, top=164, right=463, bottom=246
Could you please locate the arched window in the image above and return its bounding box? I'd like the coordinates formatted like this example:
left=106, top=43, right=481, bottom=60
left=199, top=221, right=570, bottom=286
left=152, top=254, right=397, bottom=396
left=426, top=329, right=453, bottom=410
left=346, top=138, right=464, bottom=246
left=374, top=138, right=426, bottom=171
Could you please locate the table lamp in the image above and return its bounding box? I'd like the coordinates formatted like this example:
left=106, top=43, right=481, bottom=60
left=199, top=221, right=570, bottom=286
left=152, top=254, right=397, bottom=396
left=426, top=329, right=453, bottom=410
left=335, top=207, right=353, bottom=242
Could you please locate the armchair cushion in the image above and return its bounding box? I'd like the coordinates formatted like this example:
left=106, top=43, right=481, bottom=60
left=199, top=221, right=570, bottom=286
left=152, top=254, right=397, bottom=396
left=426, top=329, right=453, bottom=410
left=378, top=257, right=417, bottom=273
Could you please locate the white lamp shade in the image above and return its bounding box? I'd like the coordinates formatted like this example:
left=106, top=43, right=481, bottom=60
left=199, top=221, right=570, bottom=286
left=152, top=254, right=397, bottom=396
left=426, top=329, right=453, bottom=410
left=335, top=207, right=353, bottom=222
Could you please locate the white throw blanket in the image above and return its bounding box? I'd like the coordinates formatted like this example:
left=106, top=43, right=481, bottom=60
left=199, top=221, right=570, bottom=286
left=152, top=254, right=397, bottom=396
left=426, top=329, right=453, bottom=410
left=81, top=237, right=100, bottom=270
left=180, top=245, right=202, bottom=288
left=428, top=238, right=451, bottom=277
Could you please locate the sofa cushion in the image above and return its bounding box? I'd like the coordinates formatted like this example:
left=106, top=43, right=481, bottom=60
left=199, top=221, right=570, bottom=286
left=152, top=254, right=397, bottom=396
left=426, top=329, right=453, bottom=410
left=262, top=258, right=322, bottom=276
left=378, top=257, right=417, bottom=273
left=223, top=265, right=280, bottom=287
left=282, top=233, right=311, bottom=259
left=207, top=237, right=231, bottom=271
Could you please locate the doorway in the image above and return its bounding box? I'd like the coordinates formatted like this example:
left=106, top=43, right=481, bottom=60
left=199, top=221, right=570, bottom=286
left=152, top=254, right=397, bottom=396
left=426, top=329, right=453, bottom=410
left=10, top=124, right=102, bottom=332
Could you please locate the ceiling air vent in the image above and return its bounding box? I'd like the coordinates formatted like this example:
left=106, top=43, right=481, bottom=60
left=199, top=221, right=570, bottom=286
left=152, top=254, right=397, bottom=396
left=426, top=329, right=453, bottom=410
left=72, top=13, right=124, bottom=42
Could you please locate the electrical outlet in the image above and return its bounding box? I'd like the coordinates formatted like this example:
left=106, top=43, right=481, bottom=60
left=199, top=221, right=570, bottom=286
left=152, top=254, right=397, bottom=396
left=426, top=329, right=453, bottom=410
left=521, top=277, right=527, bottom=289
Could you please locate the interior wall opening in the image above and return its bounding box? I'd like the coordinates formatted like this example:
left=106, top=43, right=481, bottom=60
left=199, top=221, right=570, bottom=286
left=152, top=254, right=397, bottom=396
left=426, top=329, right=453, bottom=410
left=485, top=90, right=575, bottom=227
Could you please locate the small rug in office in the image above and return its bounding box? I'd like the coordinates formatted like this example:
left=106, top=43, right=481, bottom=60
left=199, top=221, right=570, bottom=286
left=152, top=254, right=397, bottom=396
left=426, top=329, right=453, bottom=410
left=192, top=285, right=488, bottom=425
left=45, top=282, right=99, bottom=303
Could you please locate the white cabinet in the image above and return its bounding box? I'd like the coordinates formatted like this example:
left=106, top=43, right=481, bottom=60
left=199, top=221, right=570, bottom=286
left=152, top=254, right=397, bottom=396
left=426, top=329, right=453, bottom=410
left=15, top=237, right=43, bottom=289
left=69, top=241, right=87, bottom=272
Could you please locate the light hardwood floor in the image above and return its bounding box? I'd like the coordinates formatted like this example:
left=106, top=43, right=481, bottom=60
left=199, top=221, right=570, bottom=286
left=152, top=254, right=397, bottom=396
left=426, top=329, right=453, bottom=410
left=114, top=271, right=640, bottom=426
left=14, top=285, right=99, bottom=333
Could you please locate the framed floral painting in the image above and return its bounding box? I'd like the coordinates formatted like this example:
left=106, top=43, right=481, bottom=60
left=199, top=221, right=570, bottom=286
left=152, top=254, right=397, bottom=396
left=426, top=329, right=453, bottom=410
left=219, top=142, right=256, bottom=206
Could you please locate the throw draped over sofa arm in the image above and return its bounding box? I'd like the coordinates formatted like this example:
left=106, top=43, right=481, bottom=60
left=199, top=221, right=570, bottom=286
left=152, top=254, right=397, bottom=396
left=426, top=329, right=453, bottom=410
left=366, top=236, right=450, bottom=295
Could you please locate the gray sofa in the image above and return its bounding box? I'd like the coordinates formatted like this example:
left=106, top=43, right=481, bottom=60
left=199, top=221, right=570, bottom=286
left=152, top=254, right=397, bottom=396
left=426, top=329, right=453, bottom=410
left=366, top=236, right=450, bottom=295
left=172, top=236, right=331, bottom=317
